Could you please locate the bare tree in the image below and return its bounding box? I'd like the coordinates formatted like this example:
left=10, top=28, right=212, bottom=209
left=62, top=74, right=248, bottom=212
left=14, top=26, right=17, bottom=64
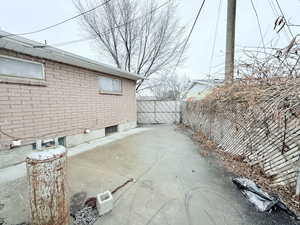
left=74, top=0, right=187, bottom=91
left=144, top=74, right=190, bottom=100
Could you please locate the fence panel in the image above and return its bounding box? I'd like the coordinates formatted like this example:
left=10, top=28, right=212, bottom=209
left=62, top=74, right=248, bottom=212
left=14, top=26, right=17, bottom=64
left=137, top=100, right=181, bottom=124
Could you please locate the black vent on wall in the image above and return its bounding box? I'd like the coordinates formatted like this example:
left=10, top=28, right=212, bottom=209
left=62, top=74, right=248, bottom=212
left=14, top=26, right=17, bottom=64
left=105, top=125, right=118, bottom=136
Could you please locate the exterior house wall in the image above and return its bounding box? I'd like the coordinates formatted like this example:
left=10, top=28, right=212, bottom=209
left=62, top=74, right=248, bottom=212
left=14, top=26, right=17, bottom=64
left=0, top=49, right=137, bottom=150
left=184, top=79, right=223, bottom=102
left=185, top=84, right=212, bottom=101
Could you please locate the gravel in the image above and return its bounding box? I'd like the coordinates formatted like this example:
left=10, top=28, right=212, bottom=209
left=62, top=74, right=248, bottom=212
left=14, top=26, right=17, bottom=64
left=72, top=206, right=99, bottom=225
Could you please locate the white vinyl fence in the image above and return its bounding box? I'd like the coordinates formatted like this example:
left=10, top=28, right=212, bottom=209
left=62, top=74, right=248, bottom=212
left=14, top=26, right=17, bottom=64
left=137, top=100, right=181, bottom=124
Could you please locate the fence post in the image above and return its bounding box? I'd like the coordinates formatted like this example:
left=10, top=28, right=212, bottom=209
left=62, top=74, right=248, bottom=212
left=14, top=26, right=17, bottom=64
left=26, top=146, right=69, bottom=225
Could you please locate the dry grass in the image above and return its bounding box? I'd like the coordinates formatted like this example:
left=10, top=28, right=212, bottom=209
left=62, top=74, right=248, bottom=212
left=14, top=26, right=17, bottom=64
left=192, top=77, right=299, bottom=109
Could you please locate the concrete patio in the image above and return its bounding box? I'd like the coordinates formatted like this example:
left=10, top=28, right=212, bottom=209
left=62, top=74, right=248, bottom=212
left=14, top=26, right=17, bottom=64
left=0, top=125, right=299, bottom=225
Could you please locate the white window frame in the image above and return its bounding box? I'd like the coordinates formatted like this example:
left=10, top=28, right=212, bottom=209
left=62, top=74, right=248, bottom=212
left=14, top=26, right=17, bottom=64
left=98, top=76, right=123, bottom=95
left=0, top=55, right=45, bottom=80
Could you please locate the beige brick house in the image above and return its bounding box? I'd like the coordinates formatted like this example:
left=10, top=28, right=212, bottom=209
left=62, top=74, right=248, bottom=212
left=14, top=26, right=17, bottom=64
left=0, top=31, right=141, bottom=150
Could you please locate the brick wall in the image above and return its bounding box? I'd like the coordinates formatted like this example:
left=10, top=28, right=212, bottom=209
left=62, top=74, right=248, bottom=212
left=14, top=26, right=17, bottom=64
left=0, top=49, right=137, bottom=150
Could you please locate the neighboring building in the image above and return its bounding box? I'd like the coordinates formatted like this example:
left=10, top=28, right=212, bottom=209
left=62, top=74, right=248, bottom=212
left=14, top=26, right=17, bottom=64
left=183, top=79, right=223, bottom=101
left=0, top=31, right=142, bottom=150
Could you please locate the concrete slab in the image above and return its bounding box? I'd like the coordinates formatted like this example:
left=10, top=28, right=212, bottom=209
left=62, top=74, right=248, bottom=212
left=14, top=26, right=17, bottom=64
left=0, top=147, right=32, bottom=170
left=0, top=125, right=299, bottom=225
left=0, top=127, right=151, bottom=184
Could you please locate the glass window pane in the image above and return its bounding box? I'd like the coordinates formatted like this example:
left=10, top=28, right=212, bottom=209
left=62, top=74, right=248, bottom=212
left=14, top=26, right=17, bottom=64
left=98, top=76, right=122, bottom=93
left=112, top=79, right=121, bottom=92
left=99, top=76, right=113, bottom=92
left=0, top=56, right=44, bottom=79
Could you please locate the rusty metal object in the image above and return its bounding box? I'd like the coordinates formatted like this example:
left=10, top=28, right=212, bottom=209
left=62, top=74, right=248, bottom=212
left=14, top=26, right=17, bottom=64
left=111, top=178, right=134, bottom=195
left=26, top=146, right=69, bottom=225
left=84, top=197, right=97, bottom=209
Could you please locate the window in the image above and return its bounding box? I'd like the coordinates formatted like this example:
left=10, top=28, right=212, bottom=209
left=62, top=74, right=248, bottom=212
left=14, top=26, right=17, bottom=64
left=98, top=76, right=122, bottom=94
left=0, top=55, right=44, bottom=80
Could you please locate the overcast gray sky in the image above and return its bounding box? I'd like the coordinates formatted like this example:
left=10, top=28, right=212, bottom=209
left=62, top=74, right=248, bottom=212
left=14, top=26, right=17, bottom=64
left=1, top=0, right=300, bottom=80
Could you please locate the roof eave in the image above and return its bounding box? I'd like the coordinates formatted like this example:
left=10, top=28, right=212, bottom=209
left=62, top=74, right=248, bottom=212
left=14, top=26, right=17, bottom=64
left=0, top=31, right=142, bottom=81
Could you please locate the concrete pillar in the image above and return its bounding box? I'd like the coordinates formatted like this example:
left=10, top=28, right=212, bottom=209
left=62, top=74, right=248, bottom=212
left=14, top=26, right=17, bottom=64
left=26, top=146, right=69, bottom=225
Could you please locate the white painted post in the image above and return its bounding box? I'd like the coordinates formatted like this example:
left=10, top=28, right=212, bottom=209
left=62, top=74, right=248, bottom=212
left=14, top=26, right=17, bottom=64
left=26, top=146, right=69, bottom=225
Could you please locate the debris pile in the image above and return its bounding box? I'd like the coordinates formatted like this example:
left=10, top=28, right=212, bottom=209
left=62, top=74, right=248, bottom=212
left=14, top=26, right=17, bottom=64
left=70, top=192, right=99, bottom=225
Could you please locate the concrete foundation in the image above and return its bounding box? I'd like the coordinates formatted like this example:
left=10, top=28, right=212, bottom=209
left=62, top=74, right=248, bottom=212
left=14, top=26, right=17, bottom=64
left=1, top=121, right=137, bottom=151
left=65, top=129, right=105, bottom=148
left=65, top=121, right=137, bottom=147
left=0, top=121, right=137, bottom=169
left=118, top=121, right=137, bottom=132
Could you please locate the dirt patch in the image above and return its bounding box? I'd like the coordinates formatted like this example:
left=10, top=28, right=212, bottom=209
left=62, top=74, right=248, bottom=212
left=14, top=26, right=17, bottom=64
left=178, top=124, right=300, bottom=215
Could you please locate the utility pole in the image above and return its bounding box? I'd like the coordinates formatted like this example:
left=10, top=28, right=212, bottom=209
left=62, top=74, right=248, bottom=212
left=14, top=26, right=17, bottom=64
left=224, top=0, right=237, bottom=83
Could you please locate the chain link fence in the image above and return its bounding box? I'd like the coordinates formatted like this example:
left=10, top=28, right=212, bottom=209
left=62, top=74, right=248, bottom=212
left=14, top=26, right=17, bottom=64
left=137, top=100, right=181, bottom=124
left=182, top=79, right=300, bottom=188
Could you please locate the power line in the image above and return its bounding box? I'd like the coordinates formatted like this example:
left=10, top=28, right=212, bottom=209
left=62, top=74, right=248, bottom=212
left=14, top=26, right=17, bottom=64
left=47, top=1, right=170, bottom=47
left=50, top=37, right=95, bottom=47
left=0, top=1, right=169, bottom=49
left=287, top=24, right=300, bottom=27
left=250, top=0, right=266, bottom=52
left=208, top=0, right=223, bottom=79
left=0, top=0, right=171, bottom=76
left=268, top=0, right=279, bottom=16
left=0, top=0, right=113, bottom=39
left=237, top=44, right=279, bottom=50
left=172, top=0, right=207, bottom=75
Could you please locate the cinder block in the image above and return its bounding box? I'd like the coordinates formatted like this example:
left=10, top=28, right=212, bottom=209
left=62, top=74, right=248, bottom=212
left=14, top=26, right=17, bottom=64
left=96, top=191, right=113, bottom=216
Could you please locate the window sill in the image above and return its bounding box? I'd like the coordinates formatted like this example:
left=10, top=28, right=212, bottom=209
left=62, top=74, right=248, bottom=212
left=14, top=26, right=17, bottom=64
left=99, top=91, right=123, bottom=96
left=0, top=75, right=47, bottom=86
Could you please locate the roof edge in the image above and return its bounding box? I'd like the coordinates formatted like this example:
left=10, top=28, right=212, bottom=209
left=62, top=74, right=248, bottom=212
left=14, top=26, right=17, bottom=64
left=0, top=30, right=143, bottom=81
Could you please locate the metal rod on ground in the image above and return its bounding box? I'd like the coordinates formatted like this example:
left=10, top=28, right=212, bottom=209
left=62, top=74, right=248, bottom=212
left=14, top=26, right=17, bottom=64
left=224, top=0, right=237, bottom=84
left=26, top=146, right=69, bottom=225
